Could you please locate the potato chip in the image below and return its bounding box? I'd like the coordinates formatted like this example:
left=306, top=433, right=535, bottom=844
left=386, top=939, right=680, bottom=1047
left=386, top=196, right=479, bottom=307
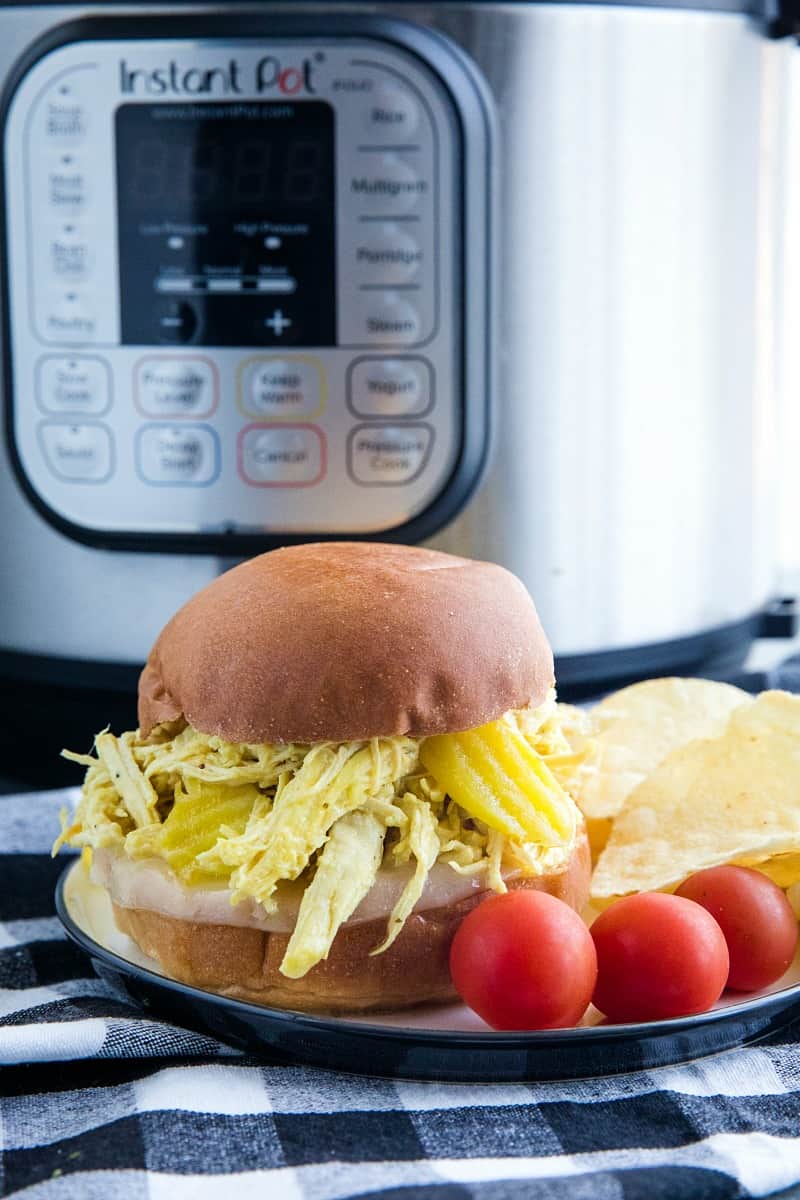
left=744, top=852, right=800, bottom=889
left=572, top=678, right=749, bottom=853
left=591, top=690, right=800, bottom=900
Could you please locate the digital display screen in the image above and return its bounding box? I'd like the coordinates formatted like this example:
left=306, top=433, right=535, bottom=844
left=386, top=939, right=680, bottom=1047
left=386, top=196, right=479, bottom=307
left=116, top=101, right=336, bottom=347
left=126, top=117, right=328, bottom=211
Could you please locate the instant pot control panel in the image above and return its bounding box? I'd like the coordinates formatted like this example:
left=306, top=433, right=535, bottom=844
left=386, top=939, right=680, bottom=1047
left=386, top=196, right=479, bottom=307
left=2, top=19, right=491, bottom=548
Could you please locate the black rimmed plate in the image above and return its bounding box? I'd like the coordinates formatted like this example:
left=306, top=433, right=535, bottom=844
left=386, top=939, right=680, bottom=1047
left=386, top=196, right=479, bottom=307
left=56, top=861, right=800, bottom=1082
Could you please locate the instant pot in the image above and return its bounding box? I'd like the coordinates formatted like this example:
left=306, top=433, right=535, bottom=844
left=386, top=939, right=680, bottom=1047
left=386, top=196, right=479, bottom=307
left=0, top=0, right=797, bottom=781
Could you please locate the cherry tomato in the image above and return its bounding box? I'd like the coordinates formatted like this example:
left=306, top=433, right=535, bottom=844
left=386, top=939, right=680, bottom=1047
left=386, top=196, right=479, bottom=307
left=449, top=890, right=597, bottom=1030
left=591, top=892, right=729, bottom=1022
left=676, top=865, right=799, bottom=992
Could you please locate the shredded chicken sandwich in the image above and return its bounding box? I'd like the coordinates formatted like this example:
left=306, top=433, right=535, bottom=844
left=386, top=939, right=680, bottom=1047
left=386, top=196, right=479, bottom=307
left=54, top=542, right=595, bottom=1013
left=56, top=692, right=589, bottom=979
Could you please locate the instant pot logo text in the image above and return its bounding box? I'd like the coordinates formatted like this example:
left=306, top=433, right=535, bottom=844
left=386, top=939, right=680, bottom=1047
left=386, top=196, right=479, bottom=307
left=119, top=55, right=317, bottom=97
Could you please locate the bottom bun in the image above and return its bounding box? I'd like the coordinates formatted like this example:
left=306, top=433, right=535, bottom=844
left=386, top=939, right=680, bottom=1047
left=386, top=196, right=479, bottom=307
left=113, top=829, right=591, bottom=1013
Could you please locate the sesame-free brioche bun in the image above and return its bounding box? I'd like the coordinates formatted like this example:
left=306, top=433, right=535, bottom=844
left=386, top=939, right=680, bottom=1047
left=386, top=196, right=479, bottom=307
left=112, top=830, right=591, bottom=1013
left=138, top=542, right=554, bottom=744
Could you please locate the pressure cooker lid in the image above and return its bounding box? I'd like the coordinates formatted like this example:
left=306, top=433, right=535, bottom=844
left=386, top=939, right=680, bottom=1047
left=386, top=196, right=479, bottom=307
left=11, top=0, right=797, bottom=35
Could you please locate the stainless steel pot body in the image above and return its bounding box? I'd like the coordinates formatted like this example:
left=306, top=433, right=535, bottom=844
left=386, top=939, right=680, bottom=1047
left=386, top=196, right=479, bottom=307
left=0, top=2, right=791, bottom=682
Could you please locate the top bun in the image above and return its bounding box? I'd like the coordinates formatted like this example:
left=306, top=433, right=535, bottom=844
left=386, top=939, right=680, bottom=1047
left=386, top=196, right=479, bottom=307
left=138, top=543, right=554, bottom=744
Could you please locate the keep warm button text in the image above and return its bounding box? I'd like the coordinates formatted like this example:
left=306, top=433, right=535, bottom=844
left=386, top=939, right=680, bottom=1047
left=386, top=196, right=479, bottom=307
left=347, top=423, right=433, bottom=486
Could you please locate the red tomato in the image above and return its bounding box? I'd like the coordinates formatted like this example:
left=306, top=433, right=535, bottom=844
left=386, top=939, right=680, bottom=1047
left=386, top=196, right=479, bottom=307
left=676, top=866, right=799, bottom=992
left=591, top=892, right=729, bottom=1022
left=449, top=890, right=597, bottom=1030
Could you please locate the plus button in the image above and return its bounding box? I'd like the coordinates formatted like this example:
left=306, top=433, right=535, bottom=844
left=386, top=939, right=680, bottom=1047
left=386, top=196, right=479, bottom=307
left=265, top=309, right=292, bottom=336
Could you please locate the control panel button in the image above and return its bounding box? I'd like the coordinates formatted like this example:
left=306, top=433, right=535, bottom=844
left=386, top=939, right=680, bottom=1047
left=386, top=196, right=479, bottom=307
left=41, top=85, right=89, bottom=142
left=48, top=224, right=91, bottom=281
left=362, top=293, right=421, bottom=344
left=37, top=356, right=110, bottom=415
left=38, top=421, right=112, bottom=482
left=240, top=357, right=323, bottom=419
left=363, top=84, right=419, bottom=141
left=156, top=300, right=198, bottom=345
left=262, top=308, right=294, bottom=337
left=135, top=358, right=217, bottom=418
left=136, top=424, right=219, bottom=486
left=347, top=423, right=433, bottom=485
left=239, top=425, right=325, bottom=486
left=350, top=155, right=427, bottom=215
left=47, top=157, right=89, bottom=214
left=348, top=358, right=432, bottom=418
left=41, top=293, right=96, bottom=344
left=355, top=224, right=422, bottom=284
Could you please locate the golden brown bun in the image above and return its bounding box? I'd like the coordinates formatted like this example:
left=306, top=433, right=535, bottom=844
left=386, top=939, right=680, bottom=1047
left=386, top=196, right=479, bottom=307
left=112, top=828, right=591, bottom=1013
left=138, top=542, right=554, bottom=743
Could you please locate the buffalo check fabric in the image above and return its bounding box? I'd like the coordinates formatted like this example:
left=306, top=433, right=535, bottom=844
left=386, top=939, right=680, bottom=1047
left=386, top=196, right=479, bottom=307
left=3, top=791, right=800, bottom=1199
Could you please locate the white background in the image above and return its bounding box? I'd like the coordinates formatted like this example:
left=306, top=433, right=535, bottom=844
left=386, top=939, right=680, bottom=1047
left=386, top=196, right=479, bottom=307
left=778, top=52, right=800, bottom=589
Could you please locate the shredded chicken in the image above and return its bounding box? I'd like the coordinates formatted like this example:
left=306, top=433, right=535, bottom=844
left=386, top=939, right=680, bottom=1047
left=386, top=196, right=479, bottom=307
left=56, top=691, right=587, bottom=977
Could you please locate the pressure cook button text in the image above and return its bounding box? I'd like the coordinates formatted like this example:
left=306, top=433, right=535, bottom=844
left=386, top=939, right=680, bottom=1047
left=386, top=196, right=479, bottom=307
left=135, top=358, right=217, bottom=418
left=239, top=425, right=325, bottom=486
left=240, top=357, right=323, bottom=419
left=37, top=356, right=110, bottom=415
left=38, top=421, right=112, bottom=482
left=347, top=424, right=433, bottom=485
left=348, top=358, right=432, bottom=418
left=136, top=425, right=219, bottom=486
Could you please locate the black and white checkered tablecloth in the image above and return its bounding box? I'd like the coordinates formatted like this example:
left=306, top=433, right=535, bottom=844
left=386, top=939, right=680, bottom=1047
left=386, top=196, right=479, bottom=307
left=4, top=789, right=800, bottom=1200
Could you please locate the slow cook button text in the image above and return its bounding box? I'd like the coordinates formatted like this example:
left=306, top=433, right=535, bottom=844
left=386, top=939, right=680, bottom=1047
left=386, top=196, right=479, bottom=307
left=37, top=355, right=111, bottom=415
